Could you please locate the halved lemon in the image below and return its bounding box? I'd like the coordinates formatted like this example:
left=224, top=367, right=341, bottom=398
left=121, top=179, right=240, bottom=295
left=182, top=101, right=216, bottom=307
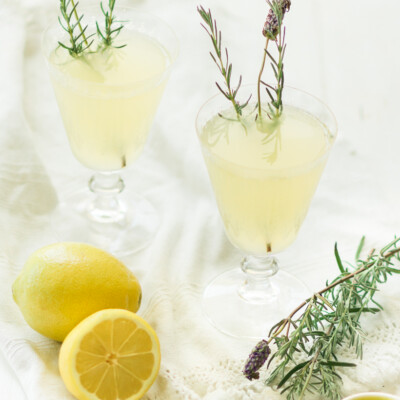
left=59, top=309, right=161, bottom=400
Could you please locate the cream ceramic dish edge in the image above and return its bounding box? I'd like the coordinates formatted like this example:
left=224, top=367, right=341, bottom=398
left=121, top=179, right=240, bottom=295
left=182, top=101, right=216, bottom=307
left=343, top=393, right=400, bottom=400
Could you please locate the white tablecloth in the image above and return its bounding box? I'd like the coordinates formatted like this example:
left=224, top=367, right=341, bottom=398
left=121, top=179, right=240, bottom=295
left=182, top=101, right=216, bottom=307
left=1, top=0, right=400, bottom=398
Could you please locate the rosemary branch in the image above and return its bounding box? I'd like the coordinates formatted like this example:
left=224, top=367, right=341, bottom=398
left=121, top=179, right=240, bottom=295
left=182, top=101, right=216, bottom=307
left=244, top=237, right=400, bottom=400
left=96, top=0, right=126, bottom=49
left=70, top=0, right=88, bottom=46
left=58, top=0, right=94, bottom=57
left=198, top=6, right=250, bottom=120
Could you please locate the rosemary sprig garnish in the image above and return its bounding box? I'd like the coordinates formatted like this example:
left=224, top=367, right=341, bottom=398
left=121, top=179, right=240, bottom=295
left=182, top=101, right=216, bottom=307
left=198, top=6, right=250, bottom=120
left=257, top=0, right=290, bottom=120
left=244, top=237, right=400, bottom=400
left=58, top=0, right=94, bottom=57
left=198, top=2, right=290, bottom=123
left=96, top=0, right=126, bottom=49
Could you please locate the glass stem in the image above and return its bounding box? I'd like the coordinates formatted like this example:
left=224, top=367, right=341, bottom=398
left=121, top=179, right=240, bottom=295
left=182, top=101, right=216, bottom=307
left=238, top=255, right=279, bottom=303
left=87, top=172, right=126, bottom=223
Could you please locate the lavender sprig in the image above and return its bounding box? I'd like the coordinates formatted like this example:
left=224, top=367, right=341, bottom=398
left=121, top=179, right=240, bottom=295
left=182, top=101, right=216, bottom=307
left=257, top=0, right=290, bottom=120
left=262, top=0, right=291, bottom=40
left=243, top=340, right=271, bottom=381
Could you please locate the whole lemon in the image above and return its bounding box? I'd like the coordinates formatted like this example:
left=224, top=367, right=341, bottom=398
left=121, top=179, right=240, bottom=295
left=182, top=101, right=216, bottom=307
left=12, top=242, right=142, bottom=342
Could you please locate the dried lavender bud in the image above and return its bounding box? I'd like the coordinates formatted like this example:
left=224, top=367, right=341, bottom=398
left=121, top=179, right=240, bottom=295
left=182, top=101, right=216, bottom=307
left=281, top=0, right=291, bottom=13
left=262, top=12, right=279, bottom=40
left=262, top=0, right=291, bottom=40
left=243, top=340, right=271, bottom=381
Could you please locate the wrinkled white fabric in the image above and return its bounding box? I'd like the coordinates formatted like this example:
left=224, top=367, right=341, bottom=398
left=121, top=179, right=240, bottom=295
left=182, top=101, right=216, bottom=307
left=1, top=0, right=400, bottom=398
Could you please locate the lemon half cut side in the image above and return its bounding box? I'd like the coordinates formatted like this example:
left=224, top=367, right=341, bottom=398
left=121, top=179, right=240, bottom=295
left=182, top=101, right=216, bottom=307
left=59, top=309, right=161, bottom=400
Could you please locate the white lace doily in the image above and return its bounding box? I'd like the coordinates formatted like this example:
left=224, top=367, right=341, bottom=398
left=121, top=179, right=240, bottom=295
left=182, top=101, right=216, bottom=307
left=142, top=284, right=400, bottom=399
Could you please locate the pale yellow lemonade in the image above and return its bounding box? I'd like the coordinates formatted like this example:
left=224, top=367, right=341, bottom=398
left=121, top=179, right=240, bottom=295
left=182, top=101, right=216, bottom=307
left=49, top=32, right=170, bottom=171
left=200, top=105, right=333, bottom=255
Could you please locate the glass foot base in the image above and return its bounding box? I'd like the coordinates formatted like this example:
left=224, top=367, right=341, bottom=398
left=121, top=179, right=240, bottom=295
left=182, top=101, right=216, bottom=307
left=202, top=267, right=310, bottom=339
left=51, top=187, right=159, bottom=257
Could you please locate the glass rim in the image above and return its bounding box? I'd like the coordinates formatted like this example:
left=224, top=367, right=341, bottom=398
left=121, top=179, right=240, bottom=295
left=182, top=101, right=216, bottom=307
left=196, top=85, right=338, bottom=176
left=42, top=8, right=179, bottom=93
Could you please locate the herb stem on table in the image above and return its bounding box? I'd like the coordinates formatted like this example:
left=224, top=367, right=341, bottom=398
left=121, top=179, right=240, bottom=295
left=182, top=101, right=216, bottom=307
left=244, top=237, right=400, bottom=400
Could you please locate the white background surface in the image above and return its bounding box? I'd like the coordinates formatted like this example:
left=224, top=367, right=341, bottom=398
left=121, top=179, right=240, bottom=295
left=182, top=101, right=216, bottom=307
left=1, top=0, right=400, bottom=399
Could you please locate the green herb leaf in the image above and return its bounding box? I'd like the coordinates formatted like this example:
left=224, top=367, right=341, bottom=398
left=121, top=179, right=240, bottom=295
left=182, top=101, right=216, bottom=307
left=277, top=360, right=311, bottom=388
left=320, top=361, right=357, bottom=368
left=355, top=236, right=365, bottom=261
left=334, top=242, right=346, bottom=274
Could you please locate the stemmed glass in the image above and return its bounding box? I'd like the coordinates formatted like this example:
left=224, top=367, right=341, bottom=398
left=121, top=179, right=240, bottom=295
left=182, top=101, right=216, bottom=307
left=43, top=8, right=178, bottom=256
left=196, top=85, right=337, bottom=338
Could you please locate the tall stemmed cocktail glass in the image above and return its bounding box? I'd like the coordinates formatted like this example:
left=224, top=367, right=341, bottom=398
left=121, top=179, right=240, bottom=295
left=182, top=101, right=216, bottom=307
left=43, top=9, right=178, bottom=256
left=196, top=85, right=337, bottom=338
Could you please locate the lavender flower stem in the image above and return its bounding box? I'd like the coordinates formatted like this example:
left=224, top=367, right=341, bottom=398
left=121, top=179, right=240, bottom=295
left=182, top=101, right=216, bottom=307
left=257, top=37, right=270, bottom=118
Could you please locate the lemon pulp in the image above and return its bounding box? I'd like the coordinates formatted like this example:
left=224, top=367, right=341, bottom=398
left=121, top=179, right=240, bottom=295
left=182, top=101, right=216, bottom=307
left=60, top=309, right=160, bottom=400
